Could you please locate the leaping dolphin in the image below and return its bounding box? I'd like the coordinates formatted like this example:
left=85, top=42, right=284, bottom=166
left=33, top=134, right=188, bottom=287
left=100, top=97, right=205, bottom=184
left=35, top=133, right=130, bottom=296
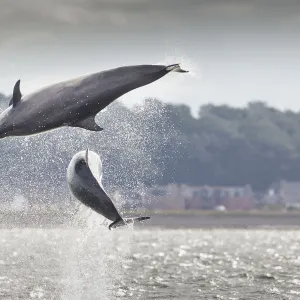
left=66, top=149, right=150, bottom=230
left=0, top=64, right=188, bottom=139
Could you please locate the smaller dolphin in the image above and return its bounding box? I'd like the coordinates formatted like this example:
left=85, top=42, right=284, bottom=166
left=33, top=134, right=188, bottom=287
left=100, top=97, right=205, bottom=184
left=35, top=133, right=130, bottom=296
left=67, top=149, right=150, bottom=230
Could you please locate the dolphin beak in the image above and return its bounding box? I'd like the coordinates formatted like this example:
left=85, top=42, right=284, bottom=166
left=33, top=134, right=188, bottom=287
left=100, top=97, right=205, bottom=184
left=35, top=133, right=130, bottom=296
left=165, top=64, right=189, bottom=73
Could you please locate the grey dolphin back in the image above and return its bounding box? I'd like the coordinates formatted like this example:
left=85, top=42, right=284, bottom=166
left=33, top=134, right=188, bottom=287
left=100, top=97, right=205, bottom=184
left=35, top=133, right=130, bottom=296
left=84, top=150, right=122, bottom=219
left=87, top=176, right=120, bottom=221
left=84, top=149, right=151, bottom=230
left=68, top=151, right=121, bottom=221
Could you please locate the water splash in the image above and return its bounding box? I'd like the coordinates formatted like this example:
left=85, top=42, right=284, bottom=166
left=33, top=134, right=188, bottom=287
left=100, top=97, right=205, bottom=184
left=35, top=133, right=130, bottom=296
left=0, top=99, right=179, bottom=210
left=0, top=97, right=181, bottom=299
left=61, top=205, right=134, bottom=300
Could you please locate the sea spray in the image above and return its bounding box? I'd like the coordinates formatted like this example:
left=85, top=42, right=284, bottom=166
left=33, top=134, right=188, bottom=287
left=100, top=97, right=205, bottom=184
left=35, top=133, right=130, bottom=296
left=61, top=205, right=134, bottom=300
left=0, top=99, right=179, bottom=209
left=0, top=97, right=181, bottom=299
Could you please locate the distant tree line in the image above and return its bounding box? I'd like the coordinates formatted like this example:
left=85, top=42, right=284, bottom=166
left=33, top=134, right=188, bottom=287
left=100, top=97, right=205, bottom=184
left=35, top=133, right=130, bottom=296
left=162, top=101, right=300, bottom=191
left=0, top=92, right=300, bottom=203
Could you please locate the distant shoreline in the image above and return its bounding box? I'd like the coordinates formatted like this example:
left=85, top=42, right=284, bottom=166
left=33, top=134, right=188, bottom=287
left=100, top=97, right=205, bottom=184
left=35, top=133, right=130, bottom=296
left=139, top=210, right=300, bottom=229
left=1, top=208, right=300, bottom=229
left=140, top=209, right=300, bottom=217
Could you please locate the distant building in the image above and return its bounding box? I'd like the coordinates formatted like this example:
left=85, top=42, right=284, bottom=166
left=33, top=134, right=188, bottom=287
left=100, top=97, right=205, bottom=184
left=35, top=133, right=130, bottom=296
left=142, top=184, right=186, bottom=210
left=184, top=184, right=254, bottom=210
left=222, top=196, right=254, bottom=210
left=263, top=180, right=300, bottom=205
left=142, top=184, right=255, bottom=211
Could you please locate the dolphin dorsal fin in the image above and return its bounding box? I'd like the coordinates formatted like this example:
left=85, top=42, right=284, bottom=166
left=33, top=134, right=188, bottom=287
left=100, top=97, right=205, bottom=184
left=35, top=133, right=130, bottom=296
left=9, top=80, right=22, bottom=107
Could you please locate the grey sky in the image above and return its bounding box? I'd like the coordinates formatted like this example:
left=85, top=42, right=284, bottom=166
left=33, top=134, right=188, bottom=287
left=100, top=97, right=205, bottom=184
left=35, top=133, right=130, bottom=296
left=0, top=0, right=300, bottom=115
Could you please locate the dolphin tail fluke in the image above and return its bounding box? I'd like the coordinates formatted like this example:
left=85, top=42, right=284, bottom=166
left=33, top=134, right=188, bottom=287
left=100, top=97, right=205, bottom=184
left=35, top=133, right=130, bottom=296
left=108, top=216, right=150, bottom=230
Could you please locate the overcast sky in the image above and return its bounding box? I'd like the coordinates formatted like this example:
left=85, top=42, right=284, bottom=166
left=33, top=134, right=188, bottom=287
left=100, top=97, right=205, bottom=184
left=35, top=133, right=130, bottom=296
left=0, top=0, right=300, bottom=115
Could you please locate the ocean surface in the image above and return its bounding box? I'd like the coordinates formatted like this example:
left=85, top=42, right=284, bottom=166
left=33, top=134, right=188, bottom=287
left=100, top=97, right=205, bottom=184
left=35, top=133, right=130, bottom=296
left=1, top=220, right=300, bottom=300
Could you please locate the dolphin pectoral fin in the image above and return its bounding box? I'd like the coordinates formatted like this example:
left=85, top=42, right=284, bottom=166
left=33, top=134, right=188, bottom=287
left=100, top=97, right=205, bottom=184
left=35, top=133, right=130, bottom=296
left=9, top=80, right=22, bottom=107
left=71, top=117, right=103, bottom=132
